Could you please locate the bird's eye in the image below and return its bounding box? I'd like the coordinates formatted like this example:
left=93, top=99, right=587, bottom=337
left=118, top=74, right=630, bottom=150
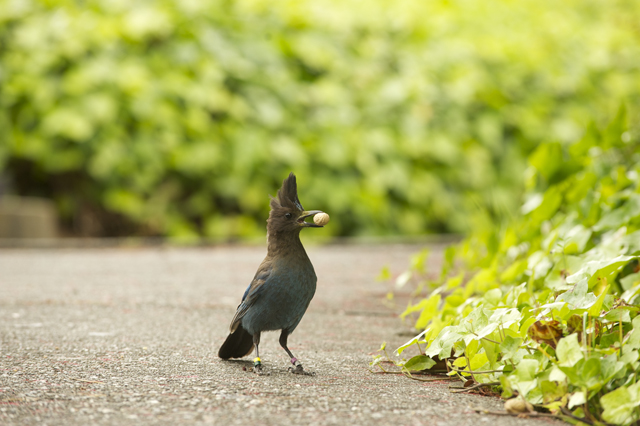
left=285, top=213, right=292, bottom=219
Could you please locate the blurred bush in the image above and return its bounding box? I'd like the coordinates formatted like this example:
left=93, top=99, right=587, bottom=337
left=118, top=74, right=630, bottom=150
left=1, top=0, right=639, bottom=239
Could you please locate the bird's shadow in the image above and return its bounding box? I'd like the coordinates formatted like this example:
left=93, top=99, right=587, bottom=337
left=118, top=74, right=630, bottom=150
left=221, top=359, right=316, bottom=376
left=224, top=359, right=254, bottom=368
left=222, top=358, right=270, bottom=374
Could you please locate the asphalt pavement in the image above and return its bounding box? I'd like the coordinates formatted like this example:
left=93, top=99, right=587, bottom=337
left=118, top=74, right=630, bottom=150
left=0, top=243, right=561, bottom=426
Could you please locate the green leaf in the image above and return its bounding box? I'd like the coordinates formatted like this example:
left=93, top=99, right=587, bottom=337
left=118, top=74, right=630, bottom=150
left=376, top=266, right=391, bottom=281
left=510, top=358, right=539, bottom=397
left=600, top=382, right=640, bottom=425
left=414, top=293, right=442, bottom=329
left=403, top=355, right=436, bottom=372
left=559, top=225, right=592, bottom=254
left=623, top=317, right=640, bottom=352
left=540, top=380, right=567, bottom=404
left=410, top=249, right=430, bottom=273
left=604, top=308, right=632, bottom=323
left=528, top=186, right=562, bottom=224
left=104, top=189, right=145, bottom=218
left=556, top=278, right=596, bottom=308
left=556, top=334, right=583, bottom=367
left=500, top=260, right=528, bottom=283
left=620, top=272, right=640, bottom=291
left=529, top=142, right=563, bottom=182
left=500, top=335, right=523, bottom=362
left=567, top=256, right=637, bottom=289
left=468, top=352, right=490, bottom=371
left=588, top=285, right=610, bottom=317
left=620, top=350, right=639, bottom=365
left=594, top=194, right=640, bottom=232
left=581, top=357, right=603, bottom=390
left=396, top=329, right=428, bottom=356
left=425, top=326, right=463, bottom=360
left=600, top=354, right=625, bottom=383
left=548, top=365, right=566, bottom=382
left=400, top=292, right=440, bottom=320
left=480, top=337, right=500, bottom=368
left=484, top=288, right=502, bottom=306
left=445, top=272, right=465, bottom=289
left=568, top=391, right=586, bottom=409
left=369, top=355, right=384, bottom=368
left=514, top=359, right=539, bottom=381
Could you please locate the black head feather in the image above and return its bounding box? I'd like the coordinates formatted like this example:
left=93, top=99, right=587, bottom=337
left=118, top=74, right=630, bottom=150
left=267, top=173, right=308, bottom=237
left=270, top=172, right=304, bottom=212
left=266, top=172, right=324, bottom=244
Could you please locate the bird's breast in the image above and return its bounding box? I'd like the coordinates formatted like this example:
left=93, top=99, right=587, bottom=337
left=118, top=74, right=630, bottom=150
left=241, top=258, right=317, bottom=334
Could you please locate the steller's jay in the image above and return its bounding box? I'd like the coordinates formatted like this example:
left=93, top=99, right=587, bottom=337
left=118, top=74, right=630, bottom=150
left=218, top=173, right=324, bottom=375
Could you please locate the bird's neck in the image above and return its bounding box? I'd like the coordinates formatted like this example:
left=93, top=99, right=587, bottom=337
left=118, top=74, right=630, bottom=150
left=266, top=230, right=308, bottom=260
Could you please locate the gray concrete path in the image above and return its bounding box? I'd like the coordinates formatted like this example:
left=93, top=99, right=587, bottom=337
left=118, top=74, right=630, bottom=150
left=0, top=244, right=560, bottom=426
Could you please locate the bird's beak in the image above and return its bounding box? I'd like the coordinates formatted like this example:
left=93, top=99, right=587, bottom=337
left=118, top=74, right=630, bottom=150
left=298, top=210, right=324, bottom=228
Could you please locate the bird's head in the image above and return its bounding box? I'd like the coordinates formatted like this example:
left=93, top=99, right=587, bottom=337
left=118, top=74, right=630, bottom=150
left=267, top=172, right=324, bottom=234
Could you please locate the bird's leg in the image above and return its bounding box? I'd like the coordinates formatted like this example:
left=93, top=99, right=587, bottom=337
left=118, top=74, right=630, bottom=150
left=252, top=332, right=269, bottom=375
left=279, top=330, right=314, bottom=376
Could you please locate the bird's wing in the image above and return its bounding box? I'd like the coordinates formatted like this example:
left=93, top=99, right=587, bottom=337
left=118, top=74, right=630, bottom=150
left=229, top=259, right=273, bottom=332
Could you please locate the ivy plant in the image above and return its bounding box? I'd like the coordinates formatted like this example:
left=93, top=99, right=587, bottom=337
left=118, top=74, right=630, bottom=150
left=380, top=110, right=640, bottom=424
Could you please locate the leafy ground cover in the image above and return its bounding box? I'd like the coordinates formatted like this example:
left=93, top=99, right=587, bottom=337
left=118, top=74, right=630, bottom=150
left=2, top=0, right=640, bottom=238
left=375, top=111, right=640, bottom=424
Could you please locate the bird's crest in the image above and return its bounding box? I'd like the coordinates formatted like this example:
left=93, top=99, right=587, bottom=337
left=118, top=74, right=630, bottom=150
left=270, top=172, right=304, bottom=212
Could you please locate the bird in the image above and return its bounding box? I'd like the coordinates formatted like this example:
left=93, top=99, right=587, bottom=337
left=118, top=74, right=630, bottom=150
left=218, top=172, right=325, bottom=375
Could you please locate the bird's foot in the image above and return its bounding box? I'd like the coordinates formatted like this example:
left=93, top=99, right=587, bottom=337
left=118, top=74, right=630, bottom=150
left=288, top=359, right=315, bottom=376
left=253, top=358, right=270, bottom=375
left=253, top=365, right=270, bottom=375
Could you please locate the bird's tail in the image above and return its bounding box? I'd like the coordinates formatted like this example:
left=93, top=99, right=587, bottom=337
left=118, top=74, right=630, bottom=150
left=218, top=326, right=254, bottom=360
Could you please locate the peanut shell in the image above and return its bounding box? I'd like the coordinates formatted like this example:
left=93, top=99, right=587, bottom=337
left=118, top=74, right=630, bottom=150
left=313, top=212, right=330, bottom=226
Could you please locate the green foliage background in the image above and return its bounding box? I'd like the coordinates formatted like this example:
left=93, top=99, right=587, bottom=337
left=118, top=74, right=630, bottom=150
left=1, top=0, right=640, bottom=238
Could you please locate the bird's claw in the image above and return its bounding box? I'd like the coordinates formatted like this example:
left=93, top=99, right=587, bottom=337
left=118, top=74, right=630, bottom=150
left=253, top=364, right=270, bottom=375
left=288, top=364, right=315, bottom=376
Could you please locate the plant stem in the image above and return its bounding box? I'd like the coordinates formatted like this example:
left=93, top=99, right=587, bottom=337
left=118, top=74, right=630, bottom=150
left=450, top=381, right=500, bottom=393
left=560, top=406, right=595, bottom=426
left=583, top=312, right=588, bottom=353
left=449, top=368, right=505, bottom=374
left=619, top=319, right=623, bottom=355
left=403, top=371, right=457, bottom=382
left=464, top=353, right=477, bottom=383
left=535, top=343, right=557, bottom=364
left=473, top=407, right=589, bottom=424
left=480, top=336, right=501, bottom=345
